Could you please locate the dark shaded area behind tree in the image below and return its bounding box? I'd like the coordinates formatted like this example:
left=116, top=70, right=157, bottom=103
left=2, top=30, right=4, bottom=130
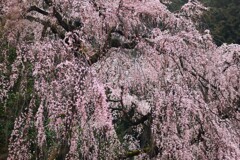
left=161, top=0, right=188, bottom=12
left=200, top=0, right=240, bottom=46
left=166, top=0, right=240, bottom=46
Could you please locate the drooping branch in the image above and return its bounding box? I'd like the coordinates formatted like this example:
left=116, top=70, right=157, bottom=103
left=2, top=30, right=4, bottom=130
left=27, top=6, right=49, bottom=16
left=26, top=5, right=71, bottom=32
left=52, top=7, right=72, bottom=32
left=25, top=5, right=67, bottom=38
left=25, top=15, right=65, bottom=39
left=26, top=3, right=82, bottom=38
left=178, top=56, right=218, bottom=90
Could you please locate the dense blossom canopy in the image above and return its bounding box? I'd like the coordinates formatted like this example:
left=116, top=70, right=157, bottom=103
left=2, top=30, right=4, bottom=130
left=0, top=0, right=239, bottom=159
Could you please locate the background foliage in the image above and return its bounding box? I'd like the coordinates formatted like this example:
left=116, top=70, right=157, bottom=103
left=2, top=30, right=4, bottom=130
left=200, top=0, right=240, bottom=45
left=164, top=0, right=240, bottom=45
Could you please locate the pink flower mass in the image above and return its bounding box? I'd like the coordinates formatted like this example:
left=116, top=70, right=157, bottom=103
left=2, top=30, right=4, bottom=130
left=0, top=0, right=239, bottom=159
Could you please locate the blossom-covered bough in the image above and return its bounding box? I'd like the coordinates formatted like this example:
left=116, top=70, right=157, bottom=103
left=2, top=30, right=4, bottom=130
left=0, top=0, right=239, bottom=159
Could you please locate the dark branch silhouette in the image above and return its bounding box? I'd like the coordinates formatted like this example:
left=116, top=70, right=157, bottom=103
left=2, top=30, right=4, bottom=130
left=27, top=6, right=49, bottom=16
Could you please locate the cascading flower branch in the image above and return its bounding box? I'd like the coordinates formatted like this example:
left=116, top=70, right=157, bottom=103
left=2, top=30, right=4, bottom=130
left=0, top=0, right=240, bottom=159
